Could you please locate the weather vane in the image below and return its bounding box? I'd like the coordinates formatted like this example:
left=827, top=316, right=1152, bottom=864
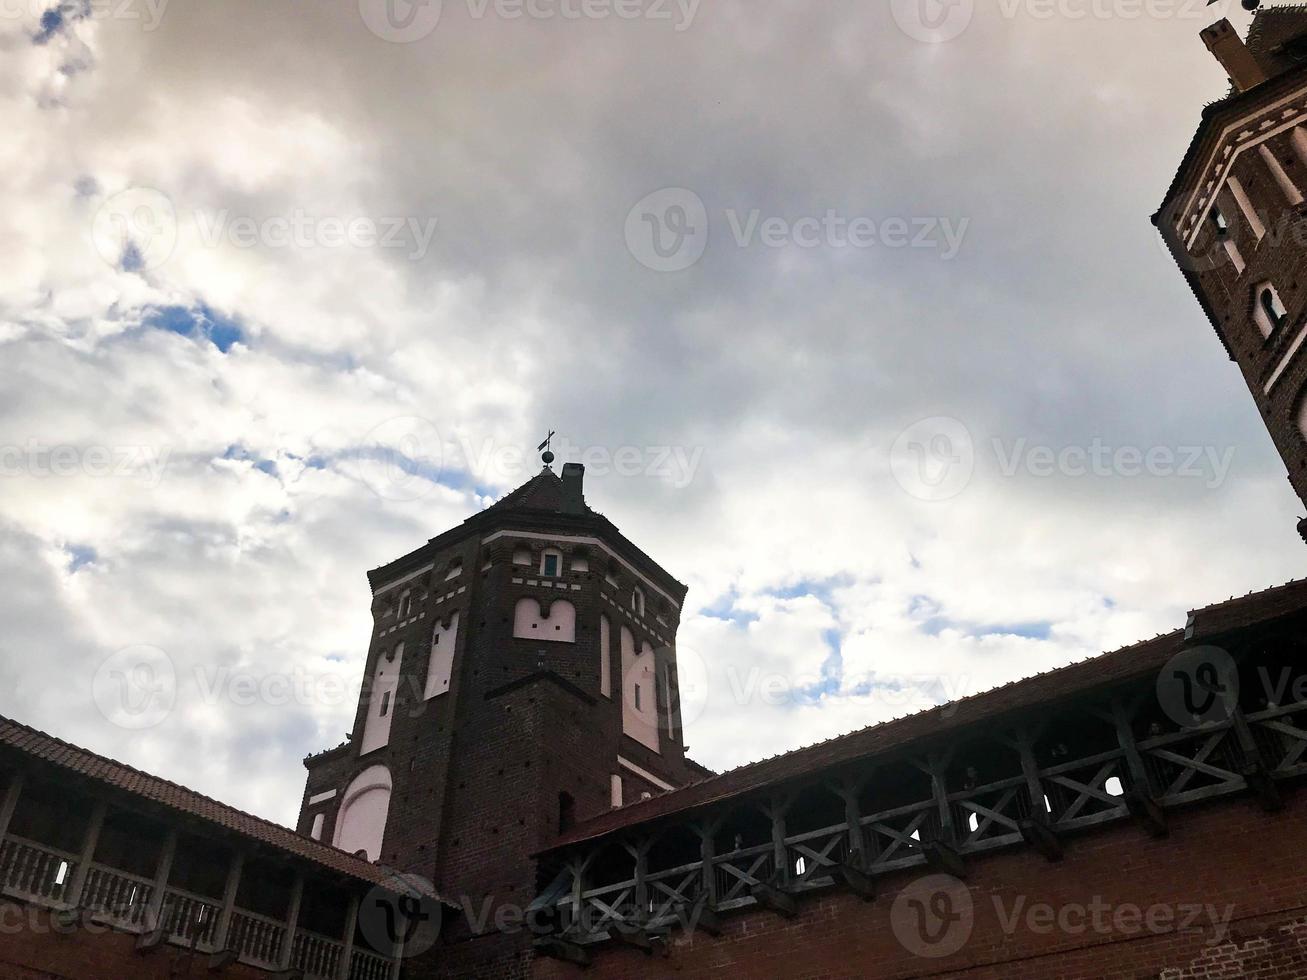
left=538, top=430, right=556, bottom=467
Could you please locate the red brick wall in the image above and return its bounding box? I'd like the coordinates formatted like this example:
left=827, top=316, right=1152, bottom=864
left=533, top=792, right=1307, bottom=979
left=0, top=899, right=271, bottom=980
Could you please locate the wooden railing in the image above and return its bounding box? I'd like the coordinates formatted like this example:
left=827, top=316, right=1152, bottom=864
left=349, top=947, right=395, bottom=980
left=543, top=678, right=1307, bottom=946
left=81, top=864, right=154, bottom=930
left=160, top=885, right=223, bottom=947
left=229, top=908, right=288, bottom=969
left=0, top=835, right=75, bottom=905
left=293, top=929, right=344, bottom=978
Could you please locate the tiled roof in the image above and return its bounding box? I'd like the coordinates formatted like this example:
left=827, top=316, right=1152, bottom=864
left=485, top=467, right=583, bottom=515
left=1246, top=4, right=1307, bottom=75
left=543, top=578, right=1307, bottom=852
left=0, top=715, right=395, bottom=888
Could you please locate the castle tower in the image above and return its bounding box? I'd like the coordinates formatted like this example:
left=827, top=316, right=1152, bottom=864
left=296, top=459, right=708, bottom=974
left=1155, top=7, right=1307, bottom=540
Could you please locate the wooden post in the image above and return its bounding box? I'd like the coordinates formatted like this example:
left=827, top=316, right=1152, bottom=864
left=279, top=874, right=304, bottom=971
left=336, top=894, right=359, bottom=980
left=834, top=776, right=866, bottom=862
left=696, top=818, right=718, bottom=909
left=630, top=838, right=650, bottom=926
left=1111, top=699, right=1151, bottom=794
left=0, top=770, right=25, bottom=844
left=212, top=850, right=244, bottom=952
left=66, top=799, right=106, bottom=908
left=927, top=753, right=955, bottom=844
left=766, top=795, right=791, bottom=886
left=144, top=828, right=178, bottom=933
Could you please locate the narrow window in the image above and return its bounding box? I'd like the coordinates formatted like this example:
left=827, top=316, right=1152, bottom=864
left=634, top=684, right=642, bottom=711
left=310, top=813, right=325, bottom=840
left=397, top=591, right=412, bottom=619
left=558, top=792, right=576, bottom=833
left=632, top=586, right=645, bottom=617
left=1254, top=282, right=1290, bottom=338
left=541, top=548, right=562, bottom=580
left=1262, top=285, right=1289, bottom=332
left=1209, top=205, right=1229, bottom=237
left=380, top=691, right=391, bottom=717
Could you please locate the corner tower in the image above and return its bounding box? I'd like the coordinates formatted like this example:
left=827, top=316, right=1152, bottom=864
left=1156, top=7, right=1307, bottom=540
left=295, top=459, right=708, bottom=974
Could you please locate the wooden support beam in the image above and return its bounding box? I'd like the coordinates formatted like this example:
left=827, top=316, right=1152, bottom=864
left=534, top=936, right=591, bottom=967
left=134, top=922, right=168, bottom=953
left=65, top=799, right=106, bottom=908
left=0, top=770, right=25, bottom=845
left=834, top=859, right=876, bottom=901
left=695, top=817, right=721, bottom=911
left=211, top=850, right=244, bottom=954
left=764, top=795, right=792, bottom=887
left=144, top=828, right=178, bottom=933
left=1123, top=786, right=1167, bottom=838
left=609, top=922, right=667, bottom=957
left=920, top=840, right=966, bottom=879
left=335, top=895, right=359, bottom=980
left=278, top=874, right=304, bottom=971
left=749, top=880, right=798, bottom=919
left=1017, top=817, right=1063, bottom=862
left=685, top=899, right=722, bottom=938
left=1232, top=708, right=1283, bottom=812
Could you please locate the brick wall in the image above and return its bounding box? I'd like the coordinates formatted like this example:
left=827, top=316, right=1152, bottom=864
left=0, top=898, right=271, bottom=980
left=533, top=791, right=1307, bottom=979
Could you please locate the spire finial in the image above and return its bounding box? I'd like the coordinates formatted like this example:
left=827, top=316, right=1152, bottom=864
left=537, top=430, right=556, bottom=468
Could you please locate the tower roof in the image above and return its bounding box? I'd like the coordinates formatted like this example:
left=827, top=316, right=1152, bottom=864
left=1246, top=4, right=1307, bottom=75
left=483, top=466, right=590, bottom=516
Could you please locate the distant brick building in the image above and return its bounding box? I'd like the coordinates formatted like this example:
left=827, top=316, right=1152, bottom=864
left=1156, top=6, right=1307, bottom=540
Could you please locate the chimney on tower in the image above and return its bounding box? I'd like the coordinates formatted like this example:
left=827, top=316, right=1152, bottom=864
left=1201, top=18, right=1267, bottom=93
left=561, top=463, right=585, bottom=514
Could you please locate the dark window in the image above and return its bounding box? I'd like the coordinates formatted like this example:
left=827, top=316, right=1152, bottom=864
left=543, top=553, right=560, bottom=577
left=380, top=691, right=391, bottom=717
left=1262, top=286, right=1289, bottom=333
left=634, top=684, right=642, bottom=711
left=1210, top=206, right=1229, bottom=238
left=558, top=792, right=576, bottom=833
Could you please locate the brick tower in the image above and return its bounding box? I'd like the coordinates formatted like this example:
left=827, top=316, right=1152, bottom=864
left=1155, top=6, right=1307, bottom=540
left=295, top=458, right=709, bottom=976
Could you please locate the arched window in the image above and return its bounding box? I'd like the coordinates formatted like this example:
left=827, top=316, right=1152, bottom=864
left=1254, top=282, right=1289, bottom=338
left=1209, top=205, right=1229, bottom=238
left=333, top=766, right=392, bottom=862
left=540, top=548, right=563, bottom=578
left=512, top=547, right=532, bottom=567
left=397, top=590, right=412, bottom=620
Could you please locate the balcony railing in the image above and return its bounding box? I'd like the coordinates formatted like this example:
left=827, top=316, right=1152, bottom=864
left=0, top=832, right=399, bottom=979
left=0, top=836, right=75, bottom=906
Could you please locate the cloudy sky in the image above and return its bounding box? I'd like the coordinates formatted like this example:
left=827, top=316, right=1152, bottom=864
left=1, top=0, right=1302, bottom=827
